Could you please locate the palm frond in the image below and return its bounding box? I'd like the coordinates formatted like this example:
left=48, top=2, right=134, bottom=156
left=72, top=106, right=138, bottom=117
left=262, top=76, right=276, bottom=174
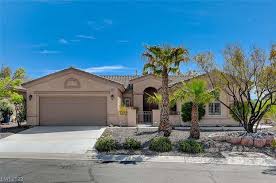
left=174, top=79, right=217, bottom=104
left=142, top=45, right=189, bottom=76
left=146, top=92, right=162, bottom=105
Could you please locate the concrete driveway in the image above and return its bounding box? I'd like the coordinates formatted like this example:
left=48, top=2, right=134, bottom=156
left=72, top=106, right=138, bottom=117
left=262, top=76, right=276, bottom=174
left=0, top=126, right=105, bottom=154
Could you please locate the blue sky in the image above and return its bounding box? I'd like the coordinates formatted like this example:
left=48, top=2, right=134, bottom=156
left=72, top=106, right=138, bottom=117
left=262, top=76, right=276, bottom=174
left=0, top=0, right=275, bottom=78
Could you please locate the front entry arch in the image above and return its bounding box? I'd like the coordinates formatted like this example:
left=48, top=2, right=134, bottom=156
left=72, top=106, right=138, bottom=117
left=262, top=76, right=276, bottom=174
left=143, top=87, right=159, bottom=111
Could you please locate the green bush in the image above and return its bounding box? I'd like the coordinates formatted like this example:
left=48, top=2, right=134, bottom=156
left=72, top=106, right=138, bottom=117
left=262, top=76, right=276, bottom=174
left=0, top=99, right=13, bottom=122
left=95, top=135, right=117, bottom=152
left=181, top=102, right=205, bottom=122
left=123, top=137, right=141, bottom=150
left=178, top=140, right=204, bottom=153
left=149, top=137, right=172, bottom=152
left=272, top=139, right=276, bottom=149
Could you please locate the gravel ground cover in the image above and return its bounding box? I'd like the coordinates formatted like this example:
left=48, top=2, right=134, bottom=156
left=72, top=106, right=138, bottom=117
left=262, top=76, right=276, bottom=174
left=102, top=127, right=233, bottom=144
left=100, top=127, right=237, bottom=157
left=100, top=127, right=276, bottom=158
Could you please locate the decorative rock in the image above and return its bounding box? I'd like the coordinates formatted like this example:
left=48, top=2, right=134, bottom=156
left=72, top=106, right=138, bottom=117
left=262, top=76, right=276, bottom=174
left=265, top=136, right=275, bottom=146
left=254, top=138, right=267, bottom=148
left=232, top=146, right=238, bottom=151
left=206, top=148, right=219, bottom=153
left=229, top=136, right=242, bottom=145
left=237, top=146, right=244, bottom=152
left=241, top=136, right=254, bottom=146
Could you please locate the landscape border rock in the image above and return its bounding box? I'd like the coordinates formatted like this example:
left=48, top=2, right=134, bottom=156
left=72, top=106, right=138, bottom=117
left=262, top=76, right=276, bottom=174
left=207, top=131, right=276, bottom=157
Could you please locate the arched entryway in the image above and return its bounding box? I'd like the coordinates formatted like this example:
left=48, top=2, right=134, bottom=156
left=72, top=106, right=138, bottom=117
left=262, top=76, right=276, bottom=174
left=143, top=87, right=159, bottom=111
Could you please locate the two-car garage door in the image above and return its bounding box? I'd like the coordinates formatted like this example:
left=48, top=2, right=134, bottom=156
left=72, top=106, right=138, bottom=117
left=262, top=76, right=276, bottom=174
left=39, top=96, right=107, bottom=126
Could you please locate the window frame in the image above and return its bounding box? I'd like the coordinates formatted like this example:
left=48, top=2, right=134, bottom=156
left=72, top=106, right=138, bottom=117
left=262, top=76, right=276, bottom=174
left=123, top=97, right=131, bottom=107
left=208, top=102, right=221, bottom=115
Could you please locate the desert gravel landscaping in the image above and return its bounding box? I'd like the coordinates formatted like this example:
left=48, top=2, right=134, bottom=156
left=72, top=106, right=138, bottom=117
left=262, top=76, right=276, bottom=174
left=99, top=127, right=276, bottom=158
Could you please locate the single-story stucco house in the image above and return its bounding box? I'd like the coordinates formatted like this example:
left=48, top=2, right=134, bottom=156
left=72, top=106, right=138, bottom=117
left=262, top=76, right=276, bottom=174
left=21, top=67, right=237, bottom=127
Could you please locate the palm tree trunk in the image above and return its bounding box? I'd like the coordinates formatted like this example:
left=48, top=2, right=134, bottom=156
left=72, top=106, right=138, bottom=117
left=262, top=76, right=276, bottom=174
left=190, top=103, right=200, bottom=139
left=159, top=69, right=171, bottom=137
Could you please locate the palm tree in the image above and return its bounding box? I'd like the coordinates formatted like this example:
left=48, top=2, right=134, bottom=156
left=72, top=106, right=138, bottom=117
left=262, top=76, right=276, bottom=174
left=146, top=92, right=177, bottom=108
left=175, top=79, right=218, bottom=139
left=143, top=45, right=189, bottom=136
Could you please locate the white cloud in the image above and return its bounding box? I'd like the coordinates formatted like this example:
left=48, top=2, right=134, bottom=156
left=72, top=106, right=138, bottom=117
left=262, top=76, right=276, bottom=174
left=117, top=40, right=129, bottom=43
left=76, top=35, right=96, bottom=40
left=83, top=65, right=128, bottom=73
left=58, top=38, right=68, bottom=44
left=103, top=19, right=113, bottom=25
left=38, top=49, right=60, bottom=54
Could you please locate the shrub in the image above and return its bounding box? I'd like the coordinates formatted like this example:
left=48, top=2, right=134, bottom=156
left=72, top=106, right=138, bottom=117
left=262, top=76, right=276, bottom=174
left=0, top=99, right=13, bottom=122
left=178, top=140, right=204, bottom=153
left=181, top=102, right=205, bottom=122
left=149, top=137, right=172, bottom=152
left=272, top=139, right=276, bottom=149
left=95, top=135, right=117, bottom=152
left=119, top=105, right=128, bottom=115
left=123, top=137, right=141, bottom=150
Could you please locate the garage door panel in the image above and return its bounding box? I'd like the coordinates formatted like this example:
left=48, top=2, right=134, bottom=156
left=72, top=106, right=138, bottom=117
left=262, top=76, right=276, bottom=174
left=40, top=96, right=107, bottom=126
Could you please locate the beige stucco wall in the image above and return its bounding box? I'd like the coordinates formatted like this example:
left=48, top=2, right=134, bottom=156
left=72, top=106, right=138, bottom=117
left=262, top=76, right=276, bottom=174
left=132, top=76, right=162, bottom=111
left=146, top=76, right=237, bottom=126
left=128, top=75, right=237, bottom=126
left=24, top=70, right=124, bottom=126
left=127, top=108, right=137, bottom=127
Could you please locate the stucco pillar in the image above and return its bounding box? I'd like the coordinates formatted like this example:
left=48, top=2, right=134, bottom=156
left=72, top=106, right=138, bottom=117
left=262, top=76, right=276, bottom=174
left=133, top=94, right=143, bottom=111
left=152, top=109, right=160, bottom=127
left=127, top=108, right=137, bottom=127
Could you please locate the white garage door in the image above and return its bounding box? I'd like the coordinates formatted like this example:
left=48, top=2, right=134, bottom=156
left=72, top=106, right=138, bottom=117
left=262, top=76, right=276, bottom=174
left=39, top=96, right=107, bottom=126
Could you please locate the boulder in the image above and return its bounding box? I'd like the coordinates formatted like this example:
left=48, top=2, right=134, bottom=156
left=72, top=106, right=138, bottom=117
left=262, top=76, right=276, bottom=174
left=241, top=136, right=254, bottom=146
left=265, top=136, right=275, bottom=146
left=209, top=134, right=227, bottom=142
left=254, top=138, right=267, bottom=148
left=237, top=146, right=244, bottom=152
left=206, top=148, right=219, bottom=153
left=229, top=136, right=242, bottom=145
left=232, top=146, right=238, bottom=151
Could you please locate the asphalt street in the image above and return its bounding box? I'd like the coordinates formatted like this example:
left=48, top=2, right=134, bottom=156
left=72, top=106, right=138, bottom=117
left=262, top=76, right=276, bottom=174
left=0, top=158, right=275, bottom=183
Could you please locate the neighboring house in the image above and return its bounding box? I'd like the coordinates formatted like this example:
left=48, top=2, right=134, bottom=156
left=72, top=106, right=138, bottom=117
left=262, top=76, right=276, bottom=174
left=22, top=67, right=237, bottom=126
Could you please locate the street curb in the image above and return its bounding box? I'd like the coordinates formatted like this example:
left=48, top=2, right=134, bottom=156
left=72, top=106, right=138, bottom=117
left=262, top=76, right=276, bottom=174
left=1, top=151, right=275, bottom=167
left=91, top=152, right=276, bottom=167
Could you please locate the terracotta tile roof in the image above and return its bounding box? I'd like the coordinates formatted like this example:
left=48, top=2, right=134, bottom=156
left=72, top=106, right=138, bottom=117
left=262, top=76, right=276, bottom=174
left=100, top=75, right=139, bottom=88
left=99, top=74, right=195, bottom=88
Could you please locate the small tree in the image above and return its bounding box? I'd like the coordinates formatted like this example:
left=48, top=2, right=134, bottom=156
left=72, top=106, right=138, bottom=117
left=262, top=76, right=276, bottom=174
left=175, top=79, right=217, bottom=139
left=195, top=45, right=276, bottom=133
left=10, top=94, right=24, bottom=127
left=0, top=66, right=25, bottom=99
left=143, top=45, right=189, bottom=136
left=0, top=66, right=25, bottom=125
